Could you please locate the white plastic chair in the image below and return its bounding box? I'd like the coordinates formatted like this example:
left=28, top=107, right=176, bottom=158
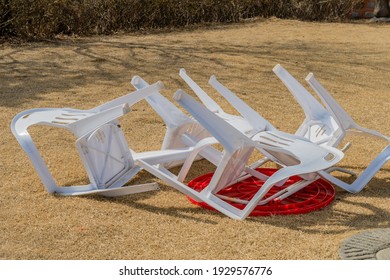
left=306, top=71, right=390, bottom=144
left=11, top=82, right=217, bottom=197
left=180, top=69, right=330, bottom=187
left=179, top=67, right=388, bottom=199
left=306, top=72, right=390, bottom=193
left=132, top=74, right=281, bottom=188
left=147, top=89, right=343, bottom=220
left=273, top=64, right=390, bottom=193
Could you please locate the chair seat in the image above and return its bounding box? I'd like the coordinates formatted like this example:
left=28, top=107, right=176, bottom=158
left=252, top=130, right=343, bottom=174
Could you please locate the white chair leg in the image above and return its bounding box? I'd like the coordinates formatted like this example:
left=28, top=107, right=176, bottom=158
left=58, top=183, right=159, bottom=197
left=319, top=145, right=390, bottom=193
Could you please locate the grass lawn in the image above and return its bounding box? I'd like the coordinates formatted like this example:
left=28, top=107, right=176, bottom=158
left=1, top=18, right=389, bottom=259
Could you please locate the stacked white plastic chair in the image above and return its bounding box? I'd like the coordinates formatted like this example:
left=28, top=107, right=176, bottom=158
left=132, top=68, right=342, bottom=219
left=168, top=88, right=343, bottom=220
left=177, top=66, right=389, bottom=210
left=273, top=64, right=390, bottom=193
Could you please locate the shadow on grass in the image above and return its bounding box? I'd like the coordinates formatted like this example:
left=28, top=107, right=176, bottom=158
left=251, top=196, right=390, bottom=235
left=81, top=162, right=389, bottom=231
left=2, top=34, right=387, bottom=108
left=247, top=175, right=390, bottom=234
left=0, top=38, right=228, bottom=107
left=81, top=160, right=221, bottom=224
left=83, top=188, right=221, bottom=225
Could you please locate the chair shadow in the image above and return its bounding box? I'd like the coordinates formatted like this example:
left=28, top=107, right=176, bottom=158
left=97, top=194, right=220, bottom=225
left=80, top=160, right=221, bottom=224
left=78, top=160, right=389, bottom=231
left=247, top=185, right=390, bottom=234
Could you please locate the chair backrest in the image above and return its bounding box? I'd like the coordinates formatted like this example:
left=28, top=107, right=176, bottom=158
left=278, top=66, right=390, bottom=193
left=272, top=64, right=343, bottom=146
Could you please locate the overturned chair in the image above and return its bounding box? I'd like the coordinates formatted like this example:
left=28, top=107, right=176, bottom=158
left=12, top=68, right=387, bottom=220
left=11, top=81, right=219, bottom=197
left=273, top=64, right=390, bottom=193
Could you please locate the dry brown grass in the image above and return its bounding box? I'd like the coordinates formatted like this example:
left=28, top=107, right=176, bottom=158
left=1, top=18, right=390, bottom=260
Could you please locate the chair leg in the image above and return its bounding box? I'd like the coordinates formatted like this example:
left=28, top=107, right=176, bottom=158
left=99, top=183, right=159, bottom=197
left=57, top=183, right=159, bottom=197
left=239, top=165, right=311, bottom=219
left=325, top=166, right=356, bottom=177
left=319, top=145, right=390, bottom=193
left=136, top=159, right=246, bottom=220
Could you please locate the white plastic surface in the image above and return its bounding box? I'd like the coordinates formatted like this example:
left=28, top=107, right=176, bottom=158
left=273, top=64, right=342, bottom=146
left=179, top=69, right=255, bottom=135
left=273, top=64, right=390, bottom=193
left=305, top=72, right=390, bottom=193
left=169, top=89, right=343, bottom=220
left=11, top=82, right=200, bottom=196
left=130, top=75, right=219, bottom=168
